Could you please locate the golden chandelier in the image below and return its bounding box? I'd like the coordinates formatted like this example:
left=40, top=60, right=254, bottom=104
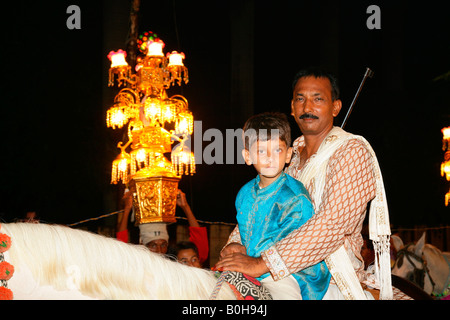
left=106, top=31, right=195, bottom=223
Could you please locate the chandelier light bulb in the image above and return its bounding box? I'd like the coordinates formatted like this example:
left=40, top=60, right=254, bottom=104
left=108, top=50, right=128, bottom=68
left=118, top=158, right=129, bottom=173
left=171, top=144, right=195, bottom=176
left=163, top=105, right=175, bottom=122
left=442, top=126, right=450, bottom=151
left=442, top=127, right=450, bottom=140
left=147, top=39, right=165, bottom=57
left=177, top=118, right=188, bottom=134
left=175, top=112, right=193, bottom=135
left=144, top=99, right=161, bottom=119
left=442, top=158, right=450, bottom=181
left=168, top=51, right=185, bottom=67
left=106, top=103, right=127, bottom=129
left=111, top=151, right=131, bottom=184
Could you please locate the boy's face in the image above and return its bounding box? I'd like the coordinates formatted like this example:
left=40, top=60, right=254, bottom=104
left=242, top=138, right=293, bottom=181
left=177, top=248, right=202, bottom=268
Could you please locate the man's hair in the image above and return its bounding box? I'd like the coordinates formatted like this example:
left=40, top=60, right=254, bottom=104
left=292, top=67, right=340, bottom=101
left=242, top=112, right=291, bottom=150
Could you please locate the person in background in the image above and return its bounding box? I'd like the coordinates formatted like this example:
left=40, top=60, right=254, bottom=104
left=116, top=181, right=169, bottom=254
left=175, top=189, right=209, bottom=266
left=116, top=184, right=208, bottom=264
left=116, top=182, right=135, bottom=244
left=17, top=210, right=40, bottom=223
left=169, top=241, right=202, bottom=268
left=138, top=222, right=169, bottom=254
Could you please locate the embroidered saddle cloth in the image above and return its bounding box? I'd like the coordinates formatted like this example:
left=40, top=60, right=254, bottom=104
left=210, top=271, right=273, bottom=300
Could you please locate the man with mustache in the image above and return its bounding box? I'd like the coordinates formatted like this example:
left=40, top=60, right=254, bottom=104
left=216, top=68, right=408, bottom=299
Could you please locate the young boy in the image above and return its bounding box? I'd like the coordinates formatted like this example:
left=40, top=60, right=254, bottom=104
left=224, top=112, right=331, bottom=299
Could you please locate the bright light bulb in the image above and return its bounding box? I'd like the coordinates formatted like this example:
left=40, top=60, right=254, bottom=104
left=164, top=105, right=174, bottom=122
left=168, top=51, right=185, bottom=66
left=136, top=148, right=147, bottom=163
left=145, top=102, right=160, bottom=118
left=442, top=127, right=450, bottom=140
left=108, top=50, right=128, bottom=68
left=107, top=106, right=128, bottom=129
left=112, top=109, right=126, bottom=124
left=177, top=118, right=188, bottom=133
left=147, top=40, right=165, bottom=56
left=118, top=158, right=129, bottom=172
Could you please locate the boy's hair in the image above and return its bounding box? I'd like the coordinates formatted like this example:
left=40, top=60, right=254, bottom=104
left=242, top=112, right=291, bottom=150
left=169, top=241, right=199, bottom=257
left=292, top=67, right=340, bottom=101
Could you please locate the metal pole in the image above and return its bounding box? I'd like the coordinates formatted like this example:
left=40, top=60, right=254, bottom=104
left=341, top=67, right=374, bottom=129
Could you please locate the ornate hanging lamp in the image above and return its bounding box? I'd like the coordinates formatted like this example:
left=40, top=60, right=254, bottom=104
left=106, top=31, right=195, bottom=223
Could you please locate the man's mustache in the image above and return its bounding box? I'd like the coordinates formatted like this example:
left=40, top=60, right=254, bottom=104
left=299, top=113, right=319, bottom=120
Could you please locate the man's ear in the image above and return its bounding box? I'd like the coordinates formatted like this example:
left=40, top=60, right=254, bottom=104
left=242, top=149, right=252, bottom=165
left=285, top=147, right=293, bottom=164
left=332, top=99, right=342, bottom=117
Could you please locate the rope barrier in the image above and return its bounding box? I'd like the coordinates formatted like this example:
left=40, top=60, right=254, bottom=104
left=66, top=211, right=124, bottom=227
left=392, top=226, right=450, bottom=232
left=66, top=210, right=450, bottom=231
left=66, top=211, right=237, bottom=228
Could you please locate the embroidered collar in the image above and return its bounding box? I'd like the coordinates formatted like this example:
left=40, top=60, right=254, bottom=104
left=253, top=172, right=287, bottom=197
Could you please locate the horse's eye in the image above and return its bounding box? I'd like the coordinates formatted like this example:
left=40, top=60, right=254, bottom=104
left=396, top=257, right=403, bottom=268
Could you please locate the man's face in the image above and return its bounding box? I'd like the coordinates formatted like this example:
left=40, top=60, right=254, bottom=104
left=146, top=239, right=168, bottom=254
left=291, top=76, right=342, bottom=136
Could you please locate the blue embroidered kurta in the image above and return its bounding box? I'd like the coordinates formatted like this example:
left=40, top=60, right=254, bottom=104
left=236, top=172, right=331, bottom=300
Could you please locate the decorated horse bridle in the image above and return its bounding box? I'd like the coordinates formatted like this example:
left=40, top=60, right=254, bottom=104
left=394, top=244, right=435, bottom=292
left=395, top=244, right=450, bottom=299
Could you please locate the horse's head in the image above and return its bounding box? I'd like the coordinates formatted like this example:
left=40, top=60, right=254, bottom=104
left=392, top=233, right=435, bottom=294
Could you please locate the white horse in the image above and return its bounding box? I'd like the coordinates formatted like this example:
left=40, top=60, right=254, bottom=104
left=1, top=223, right=236, bottom=300
left=391, top=232, right=450, bottom=298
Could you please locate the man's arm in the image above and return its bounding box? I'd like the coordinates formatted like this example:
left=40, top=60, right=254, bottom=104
left=116, top=188, right=133, bottom=243
left=176, top=190, right=210, bottom=262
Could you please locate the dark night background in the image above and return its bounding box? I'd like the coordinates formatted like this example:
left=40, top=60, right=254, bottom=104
left=0, top=0, right=448, bottom=230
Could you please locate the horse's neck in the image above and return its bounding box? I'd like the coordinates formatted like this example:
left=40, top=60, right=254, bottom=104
left=4, top=223, right=236, bottom=300
left=441, top=252, right=450, bottom=290
left=424, top=245, right=450, bottom=293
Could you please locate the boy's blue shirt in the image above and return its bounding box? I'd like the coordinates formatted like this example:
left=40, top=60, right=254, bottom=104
left=235, top=171, right=331, bottom=300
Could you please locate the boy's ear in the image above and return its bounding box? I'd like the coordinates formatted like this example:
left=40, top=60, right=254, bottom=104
left=242, top=149, right=252, bottom=165
left=285, top=147, right=293, bottom=164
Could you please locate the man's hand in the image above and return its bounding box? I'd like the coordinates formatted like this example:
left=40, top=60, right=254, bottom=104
left=219, top=242, right=246, bottom=259
left=213, top=252, right=269, bottom=278
left=176, top=190, right=189, bottom=209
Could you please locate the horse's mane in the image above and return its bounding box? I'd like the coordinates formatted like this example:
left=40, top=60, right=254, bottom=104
left=3, top=223, right=234, bottom=299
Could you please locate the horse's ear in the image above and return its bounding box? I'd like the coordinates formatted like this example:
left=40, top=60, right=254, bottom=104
left=391, top=235, right=404, bottom=251
left=414, top=232, right=426, bottom=256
